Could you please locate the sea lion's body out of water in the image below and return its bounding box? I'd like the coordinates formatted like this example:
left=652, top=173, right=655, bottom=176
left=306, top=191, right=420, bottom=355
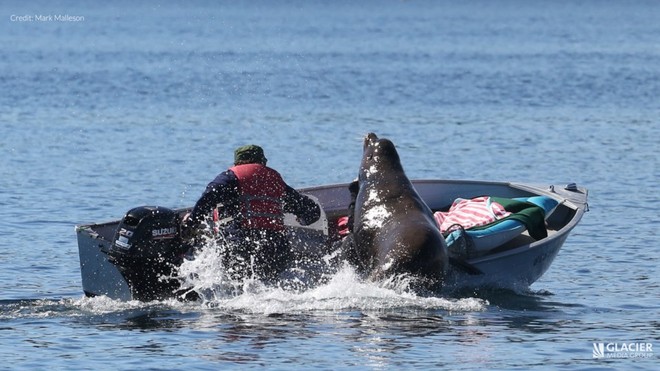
left=346, top=133, right=449, bottom=286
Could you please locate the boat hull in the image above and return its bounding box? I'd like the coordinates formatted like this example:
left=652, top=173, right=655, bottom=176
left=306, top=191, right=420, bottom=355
left=77, top=223, right=133, bottom=300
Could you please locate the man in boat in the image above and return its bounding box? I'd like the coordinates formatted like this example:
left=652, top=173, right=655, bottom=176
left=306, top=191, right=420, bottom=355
left=182, top=144, right=321, bottom=281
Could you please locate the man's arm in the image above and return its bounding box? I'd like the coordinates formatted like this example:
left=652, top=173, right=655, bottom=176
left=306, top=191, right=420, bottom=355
left=282, top=185, right=321, bottom=226
left=186, top=171, right=238, bottom=229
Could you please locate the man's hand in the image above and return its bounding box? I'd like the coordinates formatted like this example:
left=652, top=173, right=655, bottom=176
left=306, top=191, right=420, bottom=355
left=180, top=213, right=198, bottom=241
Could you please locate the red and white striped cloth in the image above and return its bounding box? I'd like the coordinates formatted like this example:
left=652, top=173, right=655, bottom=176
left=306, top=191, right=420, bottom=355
left=434, top=196, right=511, bottom=234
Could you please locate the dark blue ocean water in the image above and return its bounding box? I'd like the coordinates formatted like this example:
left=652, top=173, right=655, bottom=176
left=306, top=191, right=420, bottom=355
left=1, top=1, right=658, bottom=369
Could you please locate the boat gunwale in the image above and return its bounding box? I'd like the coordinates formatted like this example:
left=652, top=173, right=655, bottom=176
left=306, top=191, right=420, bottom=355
left=75, top=179, right=589, bottom=257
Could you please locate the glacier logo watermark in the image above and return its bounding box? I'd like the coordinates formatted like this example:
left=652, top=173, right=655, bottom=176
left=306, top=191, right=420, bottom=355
left=593, top=342, right=653, bottom=359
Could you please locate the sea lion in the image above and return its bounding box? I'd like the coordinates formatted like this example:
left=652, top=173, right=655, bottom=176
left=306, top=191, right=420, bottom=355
left=346, top=133, right=449, bottom=285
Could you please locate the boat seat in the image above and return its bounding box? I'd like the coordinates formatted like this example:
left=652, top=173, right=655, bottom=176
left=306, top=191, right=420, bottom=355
left=444, top=196, right=559, bottom=259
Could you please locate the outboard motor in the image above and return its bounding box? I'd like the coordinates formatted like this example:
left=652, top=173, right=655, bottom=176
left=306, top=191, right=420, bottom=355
left=109, top=206, right=187, bottom=301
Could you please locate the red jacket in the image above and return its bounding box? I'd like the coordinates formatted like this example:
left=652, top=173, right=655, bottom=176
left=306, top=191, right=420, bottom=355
left=229, top=164, right=286, bottom=231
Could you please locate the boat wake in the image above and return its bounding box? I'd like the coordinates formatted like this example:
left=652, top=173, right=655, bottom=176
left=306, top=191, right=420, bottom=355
left=0, top=275, right=486, bottom=322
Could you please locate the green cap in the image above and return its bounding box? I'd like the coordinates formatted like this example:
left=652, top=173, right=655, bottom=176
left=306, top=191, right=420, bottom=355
left=234, top=144, right=267, bottom=165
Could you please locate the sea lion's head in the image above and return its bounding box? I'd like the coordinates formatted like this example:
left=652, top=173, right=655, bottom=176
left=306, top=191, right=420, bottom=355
left=359, top=133, right=402, bottom=182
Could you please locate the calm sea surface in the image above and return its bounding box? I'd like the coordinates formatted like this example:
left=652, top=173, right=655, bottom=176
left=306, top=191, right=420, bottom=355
left=1, top=1, right=658, bottom=369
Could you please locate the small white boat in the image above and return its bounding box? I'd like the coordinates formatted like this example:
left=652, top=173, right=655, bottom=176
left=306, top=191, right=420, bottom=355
left=75, top=179, right=588, bottom=301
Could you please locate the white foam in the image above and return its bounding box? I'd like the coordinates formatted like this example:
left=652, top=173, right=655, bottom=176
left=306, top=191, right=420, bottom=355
left=177, top=247, right=487, bottom=315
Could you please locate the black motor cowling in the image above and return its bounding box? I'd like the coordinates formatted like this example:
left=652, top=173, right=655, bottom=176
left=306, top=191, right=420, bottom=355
left=109, top=206, right=187, bottom=301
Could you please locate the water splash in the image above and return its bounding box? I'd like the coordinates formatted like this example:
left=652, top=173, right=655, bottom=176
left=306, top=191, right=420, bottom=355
left=0, top=297, right=164, bottom=320
left=171, top=234, right=487, bottom=315
left=1, top=233, right=486, bottom=321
